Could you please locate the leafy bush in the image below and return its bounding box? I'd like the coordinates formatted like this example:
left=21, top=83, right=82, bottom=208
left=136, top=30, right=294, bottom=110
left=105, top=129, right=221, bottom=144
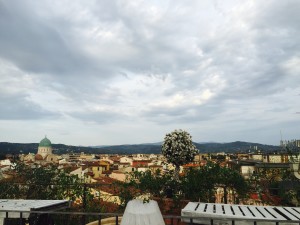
left=116, top=162, right=249, bottom=208
left=0, top=162, right=84, bottom=201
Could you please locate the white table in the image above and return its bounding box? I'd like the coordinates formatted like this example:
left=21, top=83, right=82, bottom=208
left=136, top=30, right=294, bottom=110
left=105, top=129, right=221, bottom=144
left=121, top=199, right=165, bottom=225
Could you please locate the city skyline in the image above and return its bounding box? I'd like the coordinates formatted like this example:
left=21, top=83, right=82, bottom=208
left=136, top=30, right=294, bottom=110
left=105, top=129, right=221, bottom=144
left=0, top=0, right=299, bottom=146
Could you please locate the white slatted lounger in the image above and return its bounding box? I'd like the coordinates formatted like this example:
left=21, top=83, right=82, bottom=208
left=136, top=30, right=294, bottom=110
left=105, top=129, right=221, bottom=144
left=215, top=204, right=224, bottom=215
left=182, top=202, right=300, bottom=225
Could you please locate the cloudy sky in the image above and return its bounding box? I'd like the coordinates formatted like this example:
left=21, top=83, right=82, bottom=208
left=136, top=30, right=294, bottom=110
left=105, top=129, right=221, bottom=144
left=0, top=0, right=299, bottom=146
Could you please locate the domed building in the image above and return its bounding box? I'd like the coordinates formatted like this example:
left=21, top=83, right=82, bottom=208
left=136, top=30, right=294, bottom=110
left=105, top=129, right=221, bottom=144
left=20, top=136, right=60, bottom=164
left=37, top=136, right=53, bottom=159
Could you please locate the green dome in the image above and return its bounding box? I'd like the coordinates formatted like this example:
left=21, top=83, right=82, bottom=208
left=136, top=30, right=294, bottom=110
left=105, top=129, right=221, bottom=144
left=39, top=136, right=52, bottom=147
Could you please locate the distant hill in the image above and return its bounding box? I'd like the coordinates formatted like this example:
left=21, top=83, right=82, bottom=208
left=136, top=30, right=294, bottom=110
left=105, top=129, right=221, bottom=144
left=95, top=144, right=161, bottom=154
left=0, top=142, right=97, bottom=155
left=0, top=141, right=281, bottom=155
left=194, top=141, right=281, bottom=153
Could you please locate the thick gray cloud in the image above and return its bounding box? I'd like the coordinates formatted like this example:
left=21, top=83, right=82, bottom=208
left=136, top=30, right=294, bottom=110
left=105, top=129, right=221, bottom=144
left=0, top=0, right=299, bottom=145
left=0, top=93, right=58, bottom=120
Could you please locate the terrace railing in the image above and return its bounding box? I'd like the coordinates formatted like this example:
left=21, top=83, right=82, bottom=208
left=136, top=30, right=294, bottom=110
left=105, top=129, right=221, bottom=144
left=1, top=183, right=300, bottom=225
left=1, top=210, right=300, bottom=225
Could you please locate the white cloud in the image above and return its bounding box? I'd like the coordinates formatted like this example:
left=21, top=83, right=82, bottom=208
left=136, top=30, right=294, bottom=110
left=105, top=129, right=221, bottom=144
left=0, top=0, right=299, bottom=145
left=282, top=57, right=300, bottom=76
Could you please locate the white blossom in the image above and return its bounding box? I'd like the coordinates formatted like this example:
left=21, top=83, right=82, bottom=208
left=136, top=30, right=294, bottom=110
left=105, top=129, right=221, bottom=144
left=161, top=129, right=199, bottom=167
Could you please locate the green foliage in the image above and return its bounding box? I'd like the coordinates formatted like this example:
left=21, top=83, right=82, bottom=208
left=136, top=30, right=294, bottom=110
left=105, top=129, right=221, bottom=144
left=182, top=165, right=216, bottom=202
left=247, top=166, right=300, bottom=206
left=132, top=170, right=174, bottom=198
left=280, top=189, right=300, bottom=206
left=0, top=162, right=84, bottom=201
left=115, top=169, right=175, bottom=208
left=0, top=154, right=6, bottom=160
left=182, top=162, right=248, bottom=203
left=116, top=163, right=249, bottom=208
left=278, top=170, right=300, bottom=206
left=113, top=180, right=139, bottom=208
left=115, top=169, right=185, bottom=214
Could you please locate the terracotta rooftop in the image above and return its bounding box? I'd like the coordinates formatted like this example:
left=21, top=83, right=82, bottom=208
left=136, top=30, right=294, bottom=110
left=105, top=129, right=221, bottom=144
left=34, top=154, right=43, bottom=161
left=93, top=176, right=118, bottom=185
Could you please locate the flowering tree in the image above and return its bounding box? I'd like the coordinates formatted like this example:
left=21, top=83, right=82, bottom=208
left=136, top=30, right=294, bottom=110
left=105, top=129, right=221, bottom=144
left=162, top=129, right=198, bottom=180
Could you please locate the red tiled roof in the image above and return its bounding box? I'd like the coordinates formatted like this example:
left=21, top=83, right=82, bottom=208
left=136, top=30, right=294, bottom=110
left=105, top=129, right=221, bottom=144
left=93, top=176, right=118, bottom=185
left=110, top=157, right=121, bottom=162
left=182, top=163, right=200, bottom=168
left=81, top=161, right=100, bottom=166
left=149, top=165, right=163, bottom=168
left=35, top=154, right=43, bottom=160
left=102, top=170, right=112, bottom=174
left=0, top=165, right=9, bottom=168
left=86, top=172, right=94, bottom=176
left=132, top=160, right=151, bottom=162
left=112, top=170, right=124, bottom=174
left=67, top=166, right=80, bottom=172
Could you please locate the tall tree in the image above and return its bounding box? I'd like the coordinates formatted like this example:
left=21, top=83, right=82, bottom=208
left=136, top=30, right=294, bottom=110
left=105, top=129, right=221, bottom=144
left=182, top=162, right=249, bottom=203
left=162, top=129, right=198, bottom=180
